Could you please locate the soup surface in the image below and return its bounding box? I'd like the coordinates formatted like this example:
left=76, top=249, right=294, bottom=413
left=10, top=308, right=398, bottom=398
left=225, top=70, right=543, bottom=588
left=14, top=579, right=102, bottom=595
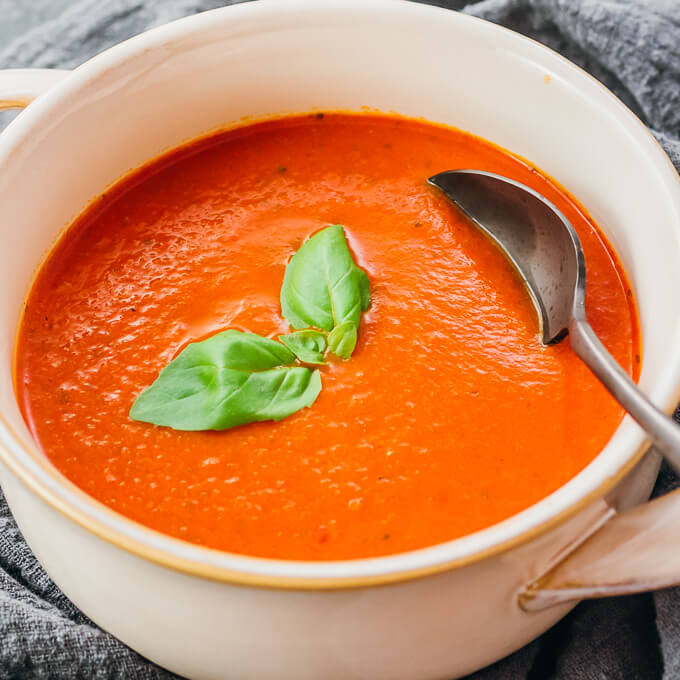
left=15, top=114, right=638, bottom=560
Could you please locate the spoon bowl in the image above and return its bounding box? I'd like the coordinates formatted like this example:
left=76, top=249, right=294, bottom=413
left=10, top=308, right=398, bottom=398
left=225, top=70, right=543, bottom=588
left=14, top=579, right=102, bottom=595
left=429, top=169, right=680, bottom=469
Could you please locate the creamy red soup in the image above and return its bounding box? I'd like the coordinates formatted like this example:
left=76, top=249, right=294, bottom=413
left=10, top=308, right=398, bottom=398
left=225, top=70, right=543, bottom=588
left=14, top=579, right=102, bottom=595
left=15, top=113, right=638, bottom=560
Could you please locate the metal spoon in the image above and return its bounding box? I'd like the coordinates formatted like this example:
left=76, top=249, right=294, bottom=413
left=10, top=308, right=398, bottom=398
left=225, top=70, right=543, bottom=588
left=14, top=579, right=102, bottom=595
left=428, top=169, right=680, bottom=470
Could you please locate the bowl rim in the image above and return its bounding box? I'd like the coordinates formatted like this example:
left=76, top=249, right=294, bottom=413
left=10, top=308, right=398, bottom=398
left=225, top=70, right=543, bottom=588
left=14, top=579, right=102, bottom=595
left=1, top=0, right=680, bottom=590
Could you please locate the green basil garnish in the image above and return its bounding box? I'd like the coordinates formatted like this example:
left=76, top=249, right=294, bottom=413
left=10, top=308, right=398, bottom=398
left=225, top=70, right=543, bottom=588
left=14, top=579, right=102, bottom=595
left=280, top=225, right=369, bottom=359
left=355, top=264, right=371, bottom=313
left=278, top=330, right=327, bottom=365
left=130, top=330, right=321, bottom=431
left=130, top=225, right=369, bottom=431
left=327, top=321, right=358, bottom=360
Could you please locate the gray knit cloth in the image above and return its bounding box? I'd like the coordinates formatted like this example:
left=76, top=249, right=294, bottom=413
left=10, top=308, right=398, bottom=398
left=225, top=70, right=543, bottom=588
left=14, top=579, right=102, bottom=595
left=1, top=1, right=679, bottom=678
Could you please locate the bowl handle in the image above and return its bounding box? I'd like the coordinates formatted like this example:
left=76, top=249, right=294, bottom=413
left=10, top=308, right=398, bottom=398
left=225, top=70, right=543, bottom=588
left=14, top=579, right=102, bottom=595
left=519, top=482, right=680, bottom=611
left=0, top=69, right=70, bottom=111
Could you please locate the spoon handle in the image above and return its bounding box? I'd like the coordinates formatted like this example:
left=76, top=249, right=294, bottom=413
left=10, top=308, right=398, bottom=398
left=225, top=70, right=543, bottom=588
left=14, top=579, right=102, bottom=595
left=570, top=317, right=680, bottom=471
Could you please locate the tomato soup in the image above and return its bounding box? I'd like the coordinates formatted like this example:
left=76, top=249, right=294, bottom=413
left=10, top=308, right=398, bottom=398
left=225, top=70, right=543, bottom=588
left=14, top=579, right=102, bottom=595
left=15, top=114, right=638, bottom=560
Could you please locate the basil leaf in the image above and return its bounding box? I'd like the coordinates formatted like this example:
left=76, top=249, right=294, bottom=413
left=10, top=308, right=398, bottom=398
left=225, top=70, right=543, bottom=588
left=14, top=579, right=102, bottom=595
left=327, top=321, right=358, bottom=360
left=355, top=265, right=371, bottom=312
left=129, top=330, right=321, bottom=431
left=281, top=225, right=370, bottom=334
left=278, top=330, right=327, bottom=365
left=178, top=329, right=297, bottom=370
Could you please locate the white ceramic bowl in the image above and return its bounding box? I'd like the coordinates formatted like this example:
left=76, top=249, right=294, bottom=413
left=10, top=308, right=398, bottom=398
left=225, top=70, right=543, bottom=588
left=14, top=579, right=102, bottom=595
left=1, top=2, right=680, bottom=678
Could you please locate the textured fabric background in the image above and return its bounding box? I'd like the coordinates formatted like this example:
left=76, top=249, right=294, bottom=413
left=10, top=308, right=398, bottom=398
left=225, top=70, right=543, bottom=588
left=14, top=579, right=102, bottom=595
left=0, top=1, right=679, bottom=678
